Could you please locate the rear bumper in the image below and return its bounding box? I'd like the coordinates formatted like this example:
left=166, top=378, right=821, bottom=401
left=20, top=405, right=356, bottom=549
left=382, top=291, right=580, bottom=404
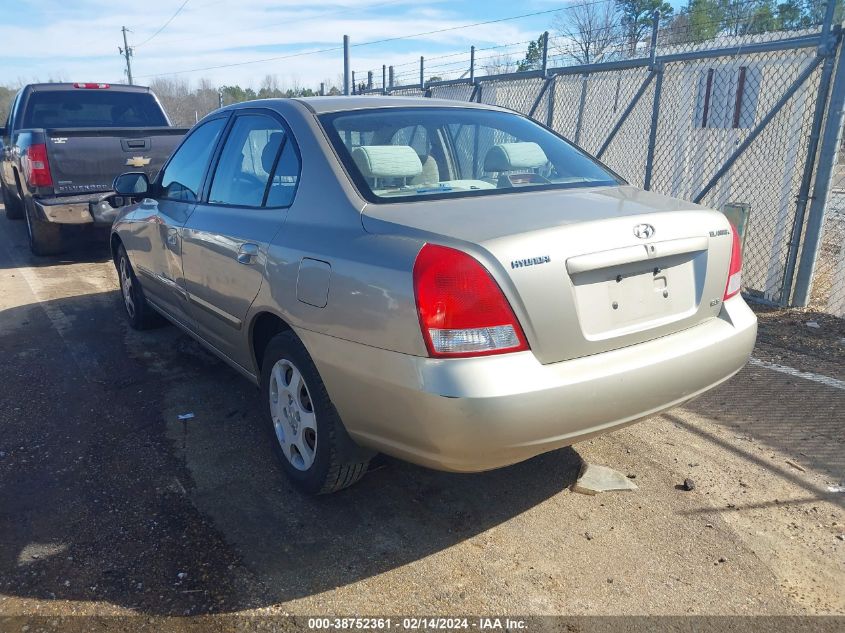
left=34, top=193, right=118, bottom=226
left=297, top=296, right=757, bottom=472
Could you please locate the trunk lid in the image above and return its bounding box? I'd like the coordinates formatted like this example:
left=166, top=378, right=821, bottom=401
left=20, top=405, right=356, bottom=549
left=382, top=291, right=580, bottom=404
left=42, top=127, right=187, bottom=196
left=362, top=186, right=735, bottom=364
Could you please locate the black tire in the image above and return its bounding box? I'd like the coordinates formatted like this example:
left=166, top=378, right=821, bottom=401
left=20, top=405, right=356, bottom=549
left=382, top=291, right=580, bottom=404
left=24, top=200, right=64, bottom=256
left=261, top=331, right=372, bottom=494
left=2, top=182, right=25, bottom=220
left=116, top=244, right=165, bottom=330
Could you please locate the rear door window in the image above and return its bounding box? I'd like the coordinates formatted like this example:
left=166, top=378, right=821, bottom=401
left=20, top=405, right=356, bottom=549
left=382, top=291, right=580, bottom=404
left=207, top=113, right=298, bottom=208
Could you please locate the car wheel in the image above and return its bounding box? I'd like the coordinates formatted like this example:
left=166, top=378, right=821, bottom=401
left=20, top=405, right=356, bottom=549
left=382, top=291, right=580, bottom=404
left=116, top=244, right=165, bottom=330
left=261, top=331, right=372, bottom=494
left=2, top=183, right=24, bottom=220
left=24, top=201, right=63, bottom=256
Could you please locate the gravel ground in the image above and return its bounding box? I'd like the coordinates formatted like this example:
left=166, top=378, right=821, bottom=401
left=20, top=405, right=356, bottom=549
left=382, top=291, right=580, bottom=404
left=0, top=208, right=842, bottom=630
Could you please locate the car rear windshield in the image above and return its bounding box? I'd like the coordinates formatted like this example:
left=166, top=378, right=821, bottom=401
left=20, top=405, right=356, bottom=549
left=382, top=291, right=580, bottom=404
left=23, top=90, right=168, bottom=128
left=319, top=107, right=621, bottom=203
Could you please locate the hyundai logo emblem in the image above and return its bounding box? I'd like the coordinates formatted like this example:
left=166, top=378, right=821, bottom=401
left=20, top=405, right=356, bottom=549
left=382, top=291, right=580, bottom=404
left=633, top=223, right=655, bottom=239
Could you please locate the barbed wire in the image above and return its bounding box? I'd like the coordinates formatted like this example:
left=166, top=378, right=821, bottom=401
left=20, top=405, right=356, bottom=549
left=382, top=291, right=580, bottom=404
left=358, top=0, right=831, bottom=86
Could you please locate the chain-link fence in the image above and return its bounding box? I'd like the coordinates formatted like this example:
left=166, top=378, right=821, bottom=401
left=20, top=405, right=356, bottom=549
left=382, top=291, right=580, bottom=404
left=815, top=155, right=845, bottom=316
left=361, top=19, right=845, bottom=319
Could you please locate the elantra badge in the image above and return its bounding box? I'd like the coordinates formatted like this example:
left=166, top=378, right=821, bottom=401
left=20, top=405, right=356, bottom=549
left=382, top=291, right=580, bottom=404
left=633, top=223, right=655, bottom=239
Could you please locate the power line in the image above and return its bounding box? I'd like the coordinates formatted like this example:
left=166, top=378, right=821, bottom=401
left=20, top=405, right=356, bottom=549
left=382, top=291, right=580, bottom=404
left=141, top=2, right=601, bottom=79
left=350, top=5, right=582, bottom=49
left=135, top=45, right=344, bottom=79
left=135, top=0, right=191, bottom=47
left=138, top=0, right=412, bottom=51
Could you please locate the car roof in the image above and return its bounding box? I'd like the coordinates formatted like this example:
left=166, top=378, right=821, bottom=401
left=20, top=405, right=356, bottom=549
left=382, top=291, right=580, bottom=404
left=291, top=95, right=506, bottom=114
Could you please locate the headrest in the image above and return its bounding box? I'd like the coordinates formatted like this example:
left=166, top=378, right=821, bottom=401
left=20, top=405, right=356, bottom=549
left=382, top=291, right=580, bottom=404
left=262, top=132, right=285, bottom=174
left=483, top=142, right=548, bottom=172
left=352, top=145, right=422, bottom=179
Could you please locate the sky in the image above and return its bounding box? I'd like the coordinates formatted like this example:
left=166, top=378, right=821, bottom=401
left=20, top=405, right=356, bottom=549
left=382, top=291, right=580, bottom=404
left=0, top=0, right=683, bottom=91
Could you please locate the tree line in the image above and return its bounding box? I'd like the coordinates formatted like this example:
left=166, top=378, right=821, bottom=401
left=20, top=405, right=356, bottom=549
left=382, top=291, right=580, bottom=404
left=547, top=0, right=836, bottom=66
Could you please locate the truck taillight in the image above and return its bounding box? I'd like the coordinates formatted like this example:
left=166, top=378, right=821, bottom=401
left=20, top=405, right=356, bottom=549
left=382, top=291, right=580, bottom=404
left=73, top=83, right=110, bottom=89
left=413, top=244, right=529, bottom=358
left=23, top=143, right=52, bottom=188
left=723, top=223, right=742, bottom=300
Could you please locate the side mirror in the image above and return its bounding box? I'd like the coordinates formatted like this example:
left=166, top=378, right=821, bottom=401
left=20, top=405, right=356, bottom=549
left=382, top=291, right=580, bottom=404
left=113, top=172, right=150, bottom=196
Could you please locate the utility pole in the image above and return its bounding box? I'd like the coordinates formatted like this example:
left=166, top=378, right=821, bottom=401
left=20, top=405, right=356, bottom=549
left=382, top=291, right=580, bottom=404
left=343, top=35, right=351, bottom=96
left=119, top=26, right=134, bottom=85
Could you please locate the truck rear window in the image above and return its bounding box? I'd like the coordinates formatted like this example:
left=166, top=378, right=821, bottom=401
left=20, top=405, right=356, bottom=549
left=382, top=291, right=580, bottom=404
left=23, top=91, right=168, bottom=128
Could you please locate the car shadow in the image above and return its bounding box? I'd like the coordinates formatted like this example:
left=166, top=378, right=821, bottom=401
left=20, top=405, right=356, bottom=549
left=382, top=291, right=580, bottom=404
left=0, top=211, right=112, bottom=269
left=0, top=289, right=582, bottom=615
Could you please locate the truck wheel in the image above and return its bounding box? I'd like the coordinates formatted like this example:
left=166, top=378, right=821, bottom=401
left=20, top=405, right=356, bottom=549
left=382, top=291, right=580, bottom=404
left=116, top=244, right=165, bottom=330
left=25, top=202, right=64, bottom=256
left=261, top=331, right=372, bottom=494
left=2, top=183, right=24, bottom=220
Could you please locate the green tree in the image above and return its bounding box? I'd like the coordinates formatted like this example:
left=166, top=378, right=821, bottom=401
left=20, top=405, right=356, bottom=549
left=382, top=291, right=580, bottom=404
left=685, top=0, right=725, bottom=42
left=746, top=0, right=779, bottom=34
left=775, top=0, right=806, bottom=28
left=517, top=34, right=547, bottom=72
left=615, top=0, right=674, bottom=52
left=220, top=85, right=257, bottom=104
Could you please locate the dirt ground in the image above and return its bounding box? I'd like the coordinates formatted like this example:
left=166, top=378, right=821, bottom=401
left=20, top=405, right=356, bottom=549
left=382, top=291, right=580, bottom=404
left=0, top=209, right=842, bottom=629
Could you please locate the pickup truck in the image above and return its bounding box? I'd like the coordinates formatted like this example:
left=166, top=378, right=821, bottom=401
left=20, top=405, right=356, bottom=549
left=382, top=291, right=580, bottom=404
left=0, top=83, right=188, bottom=255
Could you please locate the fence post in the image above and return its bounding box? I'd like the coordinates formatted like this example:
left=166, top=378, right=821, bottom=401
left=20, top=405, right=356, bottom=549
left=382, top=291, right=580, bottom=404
left=546, top=75, right=556, bottom=128
left=470, top=46, right=475, bottom=84
left=389, top=66, right=394, bottom=90
left=351, top=71, right=356, bottom=95
left=420, top=56, right=425, bottom=88
left=542, top=31, right=549, bottom=75
left=382, top=65, right=387, bottom=95
left=793, top=32, right=845, bottom=306
left=644, top=63, right=663, bottom=190
left=574, top=73, right=588, bottom=146
left=649, top=11, right=660, bottom=70
left=320, top=82, right=325, bottom=96
left=343, top=35, right=350, bottom=96
left=367, top=71, right=373, bottom=90
left=782, top=0, right=840, bottom=304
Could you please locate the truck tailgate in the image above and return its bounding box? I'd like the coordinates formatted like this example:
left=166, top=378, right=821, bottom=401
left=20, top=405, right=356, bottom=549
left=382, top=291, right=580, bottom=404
left=43, top=127, right=187, bottom=195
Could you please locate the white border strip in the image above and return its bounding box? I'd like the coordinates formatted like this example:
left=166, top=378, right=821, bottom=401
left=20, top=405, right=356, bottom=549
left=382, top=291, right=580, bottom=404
left=749, top=357, right=845, bottom=391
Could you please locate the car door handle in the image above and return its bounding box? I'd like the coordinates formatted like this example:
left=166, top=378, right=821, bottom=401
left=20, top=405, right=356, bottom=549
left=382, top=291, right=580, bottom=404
left=237, top=243, right=259, bottom=264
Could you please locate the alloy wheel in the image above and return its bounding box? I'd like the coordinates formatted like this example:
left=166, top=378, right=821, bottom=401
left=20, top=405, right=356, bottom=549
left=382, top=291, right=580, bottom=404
left=119, top=256, right=136, bottom=319
left=269, top=358, right=317, bottom=471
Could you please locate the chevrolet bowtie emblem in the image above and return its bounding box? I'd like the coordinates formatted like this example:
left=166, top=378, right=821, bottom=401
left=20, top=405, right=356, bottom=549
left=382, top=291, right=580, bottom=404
left=126, top=156, right=151, bottom=168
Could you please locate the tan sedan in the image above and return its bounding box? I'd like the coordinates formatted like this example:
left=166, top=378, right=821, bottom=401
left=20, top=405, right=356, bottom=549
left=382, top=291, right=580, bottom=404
left=110, top=97, right=757, bottom=493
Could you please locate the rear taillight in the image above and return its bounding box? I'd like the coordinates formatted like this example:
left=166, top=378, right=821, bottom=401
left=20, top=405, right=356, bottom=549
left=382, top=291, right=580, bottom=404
left=413, top=244, right=529, bottom=358
left=73, top=82, right=110, bottom=89
left=723, top=222, right=742, bottom=300
left=23, top=143, right=52, bottom=187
